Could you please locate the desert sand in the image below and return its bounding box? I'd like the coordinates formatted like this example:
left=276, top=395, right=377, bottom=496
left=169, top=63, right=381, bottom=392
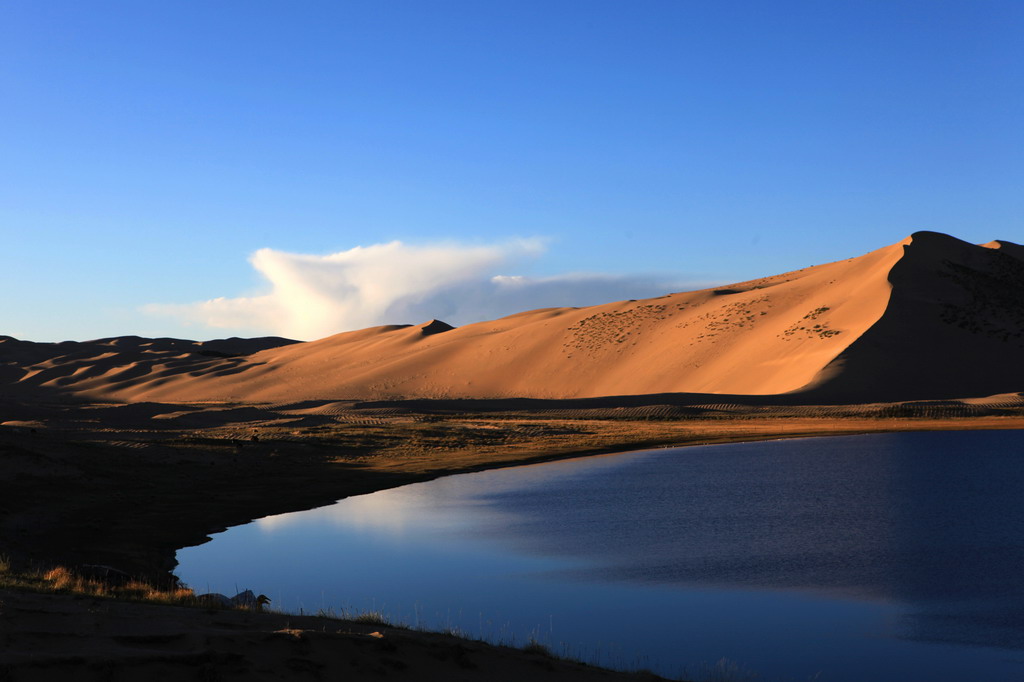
left=4, top=231, right=1024, bottom=405
left=4, top=231, right=1024, bottom=679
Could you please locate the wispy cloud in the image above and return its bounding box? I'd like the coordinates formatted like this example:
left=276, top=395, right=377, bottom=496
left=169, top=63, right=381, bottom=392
left=144, top=240, right=697, bottom=340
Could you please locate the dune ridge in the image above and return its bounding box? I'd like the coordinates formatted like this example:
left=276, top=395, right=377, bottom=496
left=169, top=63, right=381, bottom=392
left=4, top=232, right=1024, bottom=403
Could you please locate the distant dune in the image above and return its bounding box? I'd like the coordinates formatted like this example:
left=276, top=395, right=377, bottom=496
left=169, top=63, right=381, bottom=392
left=5, top=231, right=1024, bottom=404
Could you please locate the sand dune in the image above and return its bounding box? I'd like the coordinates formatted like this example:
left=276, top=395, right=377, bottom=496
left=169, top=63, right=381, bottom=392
left=800, top=232, right=1024, bottom=402
left=5, top=231, right=1024, bottom=403
left=0, top=335, right=297, bottom=398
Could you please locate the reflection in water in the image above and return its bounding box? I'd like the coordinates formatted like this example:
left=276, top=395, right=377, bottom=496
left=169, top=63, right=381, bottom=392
left=177, top=431, right=1024, bottom=681
left=471, top=432, right=1024, bottom=652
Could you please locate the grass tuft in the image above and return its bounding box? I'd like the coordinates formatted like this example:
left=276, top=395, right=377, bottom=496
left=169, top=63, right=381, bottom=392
left=522, top=640, right=553, bottom=657
left=698, top=658, right=759, bottom=682
left=349, top=610, right=391, bottom=626
left=1, top=564, right=197, bottom=608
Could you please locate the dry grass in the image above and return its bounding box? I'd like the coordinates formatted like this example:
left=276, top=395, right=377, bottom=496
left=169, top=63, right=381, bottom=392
left=522, top=639, right=554, bottom=657
left=4, top=565, right=196, bottom=607
left=696, top=658, right=760, bottom=682
left=349, top=610, right=392, bottom=626
left=351, top=413, right=1024, bottom=482
left=2, top=566, right=408, bottom=630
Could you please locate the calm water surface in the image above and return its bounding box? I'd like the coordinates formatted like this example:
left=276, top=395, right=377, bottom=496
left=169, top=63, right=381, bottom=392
left=176, top=431, right=1024, bottom=681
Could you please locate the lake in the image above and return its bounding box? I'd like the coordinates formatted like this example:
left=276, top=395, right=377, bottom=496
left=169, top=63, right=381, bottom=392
left=175, top=430, right=1024, bottom=681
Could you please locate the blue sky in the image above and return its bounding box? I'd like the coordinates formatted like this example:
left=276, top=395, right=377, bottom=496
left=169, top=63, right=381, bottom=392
left=2, top=1, right=1021, bottom=341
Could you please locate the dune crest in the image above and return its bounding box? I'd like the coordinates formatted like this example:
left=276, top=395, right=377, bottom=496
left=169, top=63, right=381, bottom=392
left=4, top=232, right=1023, bottom=403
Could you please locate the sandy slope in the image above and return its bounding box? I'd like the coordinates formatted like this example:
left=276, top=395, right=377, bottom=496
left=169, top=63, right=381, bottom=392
left=800, top=232, right=1024, bottom=402
left=0, top=335, right=296, bottom=399
left=4, top=231, right=1024, bottom=403
left=162, top=236, right=898, bottom=402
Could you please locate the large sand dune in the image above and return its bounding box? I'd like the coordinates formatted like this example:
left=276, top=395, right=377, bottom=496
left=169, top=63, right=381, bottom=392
left=5, top=231, right=1024, bottom=403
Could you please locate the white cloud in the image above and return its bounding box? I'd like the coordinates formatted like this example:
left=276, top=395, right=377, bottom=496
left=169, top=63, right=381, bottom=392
left=144, top=239, right=697, bottom=340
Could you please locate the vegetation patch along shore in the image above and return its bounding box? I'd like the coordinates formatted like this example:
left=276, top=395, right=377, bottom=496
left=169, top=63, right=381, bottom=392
left=3, top=396, right=1024, bottom=680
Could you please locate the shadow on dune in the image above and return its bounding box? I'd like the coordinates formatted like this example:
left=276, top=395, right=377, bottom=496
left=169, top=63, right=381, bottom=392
left=798, top=232, right=1024, bottom=404
left=0, top=335, right=298, bottom=402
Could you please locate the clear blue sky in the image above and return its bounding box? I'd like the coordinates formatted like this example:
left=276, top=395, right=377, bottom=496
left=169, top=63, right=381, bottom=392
left=2, top=1, right=1021, bottom=341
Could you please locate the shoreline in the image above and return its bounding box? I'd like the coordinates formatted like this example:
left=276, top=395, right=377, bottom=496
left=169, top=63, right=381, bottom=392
left=0, top=584, right=672, bottom=682
left=4, top=398, right=1023, bottom=582
left=4, top=398, right=1024, bottom=681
